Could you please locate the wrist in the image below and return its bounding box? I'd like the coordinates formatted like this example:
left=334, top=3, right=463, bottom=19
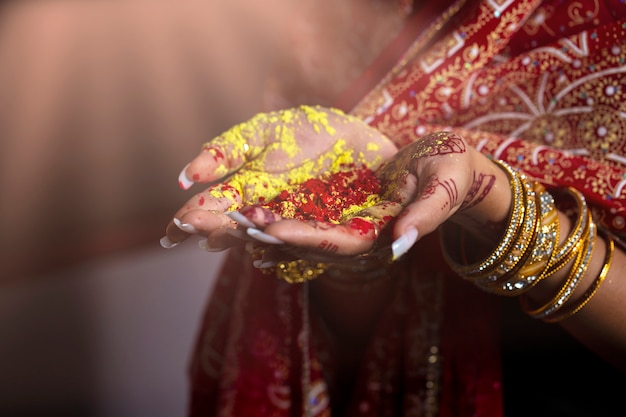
left=449, top=154, right=514, bottom=248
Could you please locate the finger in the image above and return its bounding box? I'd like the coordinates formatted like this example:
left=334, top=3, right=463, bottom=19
left=178, top=144, right=243, bottom=190
left=162, top=180, right=248, bottom=247
left=199, top=225, right=251, bottom=252
left=236, top=205, right=283, bottom=228
left=178, top=111, right=278, bottom=189
left=259, top=218, right=379, bottom=257
left=392, top=168, right=469, bottom=250
left=177, top=184, right=244, bottom=215
left=179, top=108, right=315, bottom=189
left=164, top=208, right=235, bottom=246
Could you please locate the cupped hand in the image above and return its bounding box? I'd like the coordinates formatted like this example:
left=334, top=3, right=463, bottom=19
left=161, top=105, right=397, bottom=248
left=233, top=131, right=513, bottom=267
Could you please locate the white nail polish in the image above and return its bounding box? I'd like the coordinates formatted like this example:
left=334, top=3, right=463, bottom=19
left=178, top=163, right=194, bottom=190
left=160, top=236, right=179, bottom=249
left=173, top=218, right=198, bottom=234
left=391, top=227, right=418, bottom=261
left=226, top=211, right=256, bottom=228
left=253, top=259, right=277, bottom=269
left=247, top=228, right=285, bottom=245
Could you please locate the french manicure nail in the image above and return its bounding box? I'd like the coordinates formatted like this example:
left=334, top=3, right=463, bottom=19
left=253, top=259, right=277, bottom=269
left=247, top=228, right=285, bottom=244
left=391, top=227, right=418, bottom=261
left=160, top=236, right=179, bottom=249
left=173, top=218, right=198, bottom=234
left=226, top=211, right=256, bottom=228
left=178, top=163, right=194, bottom=190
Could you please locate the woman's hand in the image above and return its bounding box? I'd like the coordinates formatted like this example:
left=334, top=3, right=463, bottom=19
left=231, top=131, right=514, bottom=267
left=161, top=105, right=397, bottom=249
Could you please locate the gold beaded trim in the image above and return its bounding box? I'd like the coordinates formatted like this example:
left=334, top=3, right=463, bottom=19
left=275, top=260, right=327, bottom=284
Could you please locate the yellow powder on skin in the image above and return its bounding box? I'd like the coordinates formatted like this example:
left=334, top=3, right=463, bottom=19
left=339, top=194, right=383, bottom=222
left=206, top=105, right=384, bottom=213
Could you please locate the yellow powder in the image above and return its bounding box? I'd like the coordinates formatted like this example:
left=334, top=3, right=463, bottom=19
left=204, top=105, right=384, bottom=213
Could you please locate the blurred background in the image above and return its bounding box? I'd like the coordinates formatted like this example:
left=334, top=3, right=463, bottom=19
left=0, top=1, right=286, bottom=415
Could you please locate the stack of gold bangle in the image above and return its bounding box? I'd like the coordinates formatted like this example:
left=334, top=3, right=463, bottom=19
left=442, top=160, right=614, bottom=322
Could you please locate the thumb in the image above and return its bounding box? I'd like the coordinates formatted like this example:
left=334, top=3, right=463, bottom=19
left=391, top=172, right=467, bottom=260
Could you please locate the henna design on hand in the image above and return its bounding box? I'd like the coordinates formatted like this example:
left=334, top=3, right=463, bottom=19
left=411, top=132, right=466, bottom=159
left=419, top=175, right=460, bottom=211
left=460, top=171, right=496, bottom=211
left=318, top=240, right=339, bottom=253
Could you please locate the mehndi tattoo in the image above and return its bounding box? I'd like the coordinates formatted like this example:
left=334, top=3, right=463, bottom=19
left=460, top=171, right=496, bottom=210
left=411, top=132, right=466, bottom=159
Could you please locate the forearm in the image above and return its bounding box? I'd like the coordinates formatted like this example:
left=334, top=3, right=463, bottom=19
left=525, top=215, right=626, bottom=371
left=449, top=153, right=626, bottom=372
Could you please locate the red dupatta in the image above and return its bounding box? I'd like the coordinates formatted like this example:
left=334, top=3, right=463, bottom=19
left=347, top=0, right=626, bottom=241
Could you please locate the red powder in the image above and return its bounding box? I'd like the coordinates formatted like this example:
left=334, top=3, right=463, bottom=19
left=204, top=146, right=225, bottom=162
left=262, top=164, right=381, bottom=223
left=345, top=217, right=376, bottom=235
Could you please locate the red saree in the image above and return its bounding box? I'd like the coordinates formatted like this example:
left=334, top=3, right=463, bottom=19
left=188, top=1, right=626, bottom=416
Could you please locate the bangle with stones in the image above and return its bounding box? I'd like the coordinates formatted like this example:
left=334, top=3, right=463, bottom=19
left=472, top=175, right=541, bottom=292
left=520, top=219, right=597, bottom=320
left=543, top=187, right=590, bottom=277
left=493, top=185, right=560, bottom=296
left=542, top=233, right=614, bottom=323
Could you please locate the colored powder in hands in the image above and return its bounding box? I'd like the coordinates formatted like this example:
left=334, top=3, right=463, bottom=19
left=262, top=163, right=382, bottom=223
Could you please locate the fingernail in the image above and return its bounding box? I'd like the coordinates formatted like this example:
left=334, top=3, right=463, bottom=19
left=160, top=236, right=179, bottom=249
left=178, top=163, right=194, bottom=190
left=226, top=211, right=256, bottom=228
left=173, top=218, right=198, bottom=234
left=391, top=227, right=418, bottom=261
left=226, top=228, right=248, bottom=239
left=247, top=228, right=285, bottom=244
left=198, top=239, right=223, bottom=252
left=253, top=259, right=277, bottom=269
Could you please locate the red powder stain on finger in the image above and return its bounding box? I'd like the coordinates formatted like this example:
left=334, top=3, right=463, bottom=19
left=204, top=146, right=225, bottom=162
left=198, top=196, right=206, bottom=206
left=213, top=148, right=225, bottom=160
left=346, top=217, right=375, bottom=236
left=193, top=174, right=200, bottom=181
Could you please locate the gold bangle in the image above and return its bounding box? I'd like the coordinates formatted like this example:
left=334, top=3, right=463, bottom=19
left=476, top=173, right=540, bottom=283
left=520, top=220, right=597, bottom=319
left=496, top=186, right=560, bottom=296
left=473, top=177, right=539, bottom=292
left=275, top=259, right=327, bottom=284
left=543, top=233, right=614, bottom=323
left=544, top=187, right=590, bottom=277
